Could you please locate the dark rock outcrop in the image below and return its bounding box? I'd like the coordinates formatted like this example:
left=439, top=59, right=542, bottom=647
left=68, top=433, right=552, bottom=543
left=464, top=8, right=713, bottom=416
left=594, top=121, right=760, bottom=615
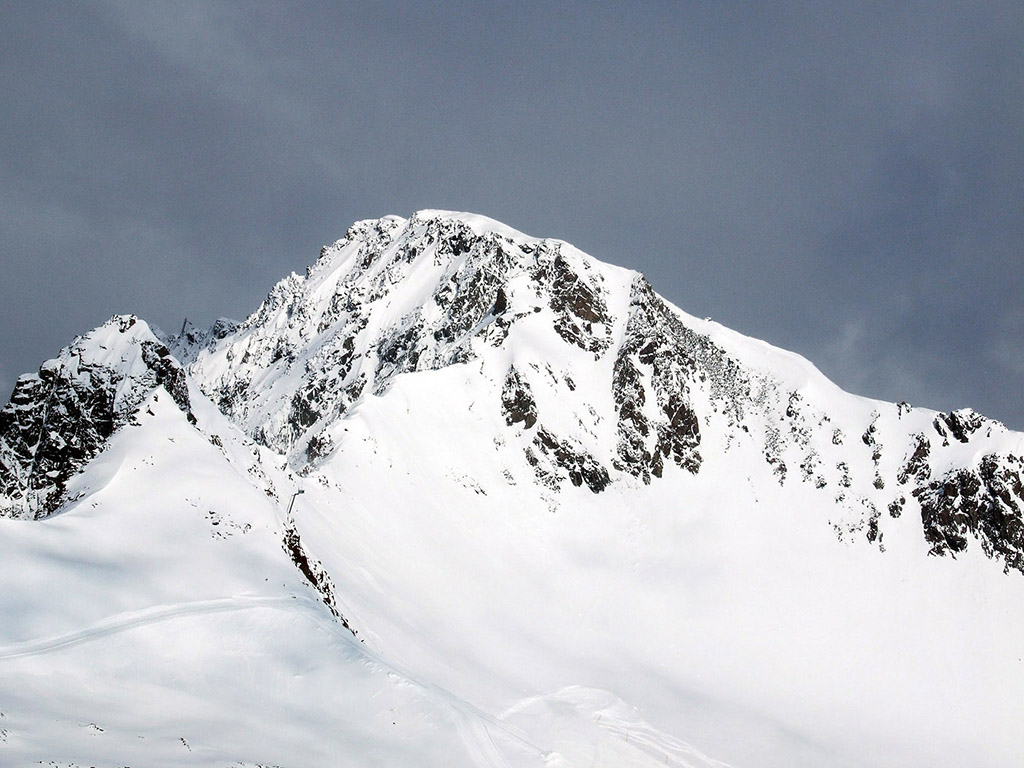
left=897, top=433, right=932, bottom=486
left=914, top=454, right=1024, bottom=573
left=612, top=278, right=706, bottom=482
left=933, top=409, right=987, bottom=445
left=526, top=428, right=610, bottom=494
left=283, top=523, right=358, bottom=637
left=0, top=316, right=194, bottom=519
left=502, top=367, right=538, bottom=429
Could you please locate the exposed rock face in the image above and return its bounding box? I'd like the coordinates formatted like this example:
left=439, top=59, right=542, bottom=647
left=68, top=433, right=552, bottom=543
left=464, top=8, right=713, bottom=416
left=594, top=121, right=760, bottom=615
left=933, top=409, right=986, bottom=445
left=914, top=454, right=1024, bottom=573
left=612, top=278, right=707, bottom=483
left=537, top=249, right=612, bottom=355
left=898, top=434, right=931, bottom=485
left=283, top=523, right=357, bottom=637
left=0, top=316, right=194, bottom=519
left=502, top=367, right=538, bottom=430
left=189, top=212, right=616, bottom=465
left=527, top=428, right=610, bottom=494
left=168, top=317, right=240, bottom=365
left=500, top=365, right=609, bottom=494
left=140, top=341, right=193, bottom=418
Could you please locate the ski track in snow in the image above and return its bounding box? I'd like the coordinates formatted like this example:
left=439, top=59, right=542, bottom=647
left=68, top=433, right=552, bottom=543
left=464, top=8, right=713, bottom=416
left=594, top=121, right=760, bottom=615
left=595, top=718, right=732, bottom=768
left=0, top=592, right=550, bottom=767
left=301, top=604, right=549, bottom=764
left=448, top=705, right=516, bottom=768
left=0, top=594, right=313, bottom=660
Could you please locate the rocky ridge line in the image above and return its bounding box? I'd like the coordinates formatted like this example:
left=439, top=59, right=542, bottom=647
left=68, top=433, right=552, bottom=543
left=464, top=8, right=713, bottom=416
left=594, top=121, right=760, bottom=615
left=2, top=211, right=1023, bottom=575
left=0, top=315, right=194, bottom=519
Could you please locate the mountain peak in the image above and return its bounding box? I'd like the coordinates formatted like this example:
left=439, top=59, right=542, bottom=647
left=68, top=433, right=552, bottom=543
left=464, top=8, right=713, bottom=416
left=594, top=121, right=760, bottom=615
left=173, top=212, right=1024, bottom=575
left=0, top=314, right=194, bottom=518
left=188, top=211, right=631, bottom=452
left=2, top=212, right=1024, bottom=767
left=4, top=212, right=1024, bottom=575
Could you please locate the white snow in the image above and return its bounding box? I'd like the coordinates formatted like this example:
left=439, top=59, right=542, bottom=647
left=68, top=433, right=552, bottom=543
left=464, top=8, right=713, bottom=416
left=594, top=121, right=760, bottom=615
left=2, top=211, right=1022, bottom=767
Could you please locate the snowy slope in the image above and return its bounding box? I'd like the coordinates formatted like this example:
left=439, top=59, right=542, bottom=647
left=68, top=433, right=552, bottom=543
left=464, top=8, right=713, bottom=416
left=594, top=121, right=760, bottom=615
left=2, top=210, right=1023, bottom=767
left=0, top=353, right=544, bottom=768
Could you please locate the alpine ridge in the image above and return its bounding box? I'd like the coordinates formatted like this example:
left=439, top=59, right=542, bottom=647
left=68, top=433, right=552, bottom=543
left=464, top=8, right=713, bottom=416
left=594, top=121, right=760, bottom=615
left=1, top=210, right=1022, bottom=768
left=181, top=210, right=1024, bottom=572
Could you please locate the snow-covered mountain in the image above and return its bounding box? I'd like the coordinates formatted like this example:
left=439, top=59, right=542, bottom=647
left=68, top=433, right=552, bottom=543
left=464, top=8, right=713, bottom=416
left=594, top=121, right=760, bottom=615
left=1, top=210, right=1022, bottom=767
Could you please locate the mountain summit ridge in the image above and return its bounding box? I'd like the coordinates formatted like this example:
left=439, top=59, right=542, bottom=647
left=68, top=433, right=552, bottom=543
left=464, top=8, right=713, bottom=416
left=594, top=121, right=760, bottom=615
left=180, top=210, right=1022, bottom=572
left=3, top=210, right=1023, bottom=574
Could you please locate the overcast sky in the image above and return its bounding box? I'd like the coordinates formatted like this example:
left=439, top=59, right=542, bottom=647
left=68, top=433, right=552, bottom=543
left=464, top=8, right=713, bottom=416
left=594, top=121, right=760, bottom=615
left=3, top=1, right=1022, bottom=428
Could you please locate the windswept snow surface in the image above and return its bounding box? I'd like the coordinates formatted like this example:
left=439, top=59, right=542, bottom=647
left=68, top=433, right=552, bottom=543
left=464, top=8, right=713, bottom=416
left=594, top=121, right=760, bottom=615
left=287, top=363, right=1024, bottom=768
left=0, top=382, right=541, bottom=767
left=2, top=211, right=1023, bottom=767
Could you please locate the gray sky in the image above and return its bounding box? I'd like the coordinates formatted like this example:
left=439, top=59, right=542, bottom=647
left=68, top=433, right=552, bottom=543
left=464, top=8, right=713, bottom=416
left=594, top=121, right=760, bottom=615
left=3, top=1, right=1022, bottom=428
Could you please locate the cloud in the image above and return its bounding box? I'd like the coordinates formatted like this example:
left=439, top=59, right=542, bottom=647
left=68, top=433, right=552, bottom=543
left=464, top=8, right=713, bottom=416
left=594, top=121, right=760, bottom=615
left=991, top=307, right=1024, bottom=377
